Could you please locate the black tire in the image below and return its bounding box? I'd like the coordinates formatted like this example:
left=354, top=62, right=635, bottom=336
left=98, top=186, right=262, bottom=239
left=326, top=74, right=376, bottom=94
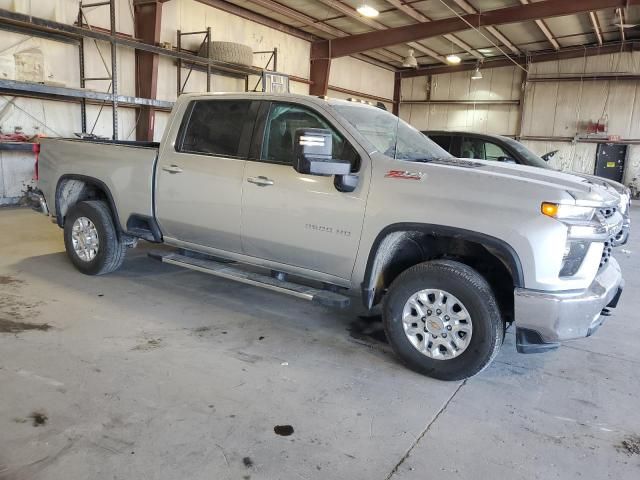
left=383, top=260, right=503, bottom=381
left=63, top=200, right=126, bottom=275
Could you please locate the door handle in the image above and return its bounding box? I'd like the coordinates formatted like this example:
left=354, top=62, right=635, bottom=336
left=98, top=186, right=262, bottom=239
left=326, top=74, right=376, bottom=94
left=247, top=176, right=274, bottom=187
left=162, top=165, right=183, bottom=174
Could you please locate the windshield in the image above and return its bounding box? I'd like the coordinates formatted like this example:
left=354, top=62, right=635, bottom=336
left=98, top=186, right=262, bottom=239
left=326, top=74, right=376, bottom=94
left=332, top=103, right=451, bottom=162
left=502, top=137, right=550, bottom=169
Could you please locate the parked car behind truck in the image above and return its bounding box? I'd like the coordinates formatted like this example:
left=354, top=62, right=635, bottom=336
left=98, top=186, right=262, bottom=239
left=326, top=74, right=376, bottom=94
left=30, top=93, right=625, bottom=380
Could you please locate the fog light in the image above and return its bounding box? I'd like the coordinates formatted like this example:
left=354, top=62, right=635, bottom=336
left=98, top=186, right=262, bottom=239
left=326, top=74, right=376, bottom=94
left=560, top=240, right=589, bottom=277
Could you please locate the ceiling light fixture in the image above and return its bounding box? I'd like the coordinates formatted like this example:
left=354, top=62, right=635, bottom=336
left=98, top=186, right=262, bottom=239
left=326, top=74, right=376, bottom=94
left=357, top=3, right=379, bottom=17
left=471, top=64, right=483, bottom=80
left=402, top=49, right=418, bottom=68
left=446, top=54, right=461, bottom=65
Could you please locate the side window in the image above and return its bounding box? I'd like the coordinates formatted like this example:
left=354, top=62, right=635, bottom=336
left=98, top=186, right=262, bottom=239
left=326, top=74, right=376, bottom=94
left=179, top=100, right=251, bottom=158
left=460, top=137, right=485, bottom=160
left=261, top=103, right=360, bottom=171
left=484, top=141, right=509, bottom=161
left=429, top=135, right=452, bottom=153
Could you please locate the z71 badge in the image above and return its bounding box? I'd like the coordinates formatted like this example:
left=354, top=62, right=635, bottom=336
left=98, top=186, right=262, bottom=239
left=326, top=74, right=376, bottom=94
left=385, top=170, right=424, bottom=180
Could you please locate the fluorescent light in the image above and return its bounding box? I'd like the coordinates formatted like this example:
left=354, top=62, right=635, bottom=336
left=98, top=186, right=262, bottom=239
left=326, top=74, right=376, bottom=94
left=478, top=48, right=493, bottom=53
left=471, top=66, right=483, bottom=80
left=357, top=4, right=379, bottom=17
left=446, top=54, right=461, bottom=64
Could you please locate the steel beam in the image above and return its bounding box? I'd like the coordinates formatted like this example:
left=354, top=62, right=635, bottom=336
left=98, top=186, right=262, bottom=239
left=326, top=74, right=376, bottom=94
left=133, top=0, right=165, bottom=141
left=309, top=58, right=331, bottom=96
left=589, top=11, right=604, bottom=45
left=0, top=78, right=174, bottom=109
left=451, top=0, right=520, bottom=55
left=393, top=72, right=401, bottom=115
left=384, top=0, right=483, bottom=60
left=312, top=0, right=639, bottom=59
left=519, top=0, right=560, bottom=50
left=399, top=41, right=638, bottom=78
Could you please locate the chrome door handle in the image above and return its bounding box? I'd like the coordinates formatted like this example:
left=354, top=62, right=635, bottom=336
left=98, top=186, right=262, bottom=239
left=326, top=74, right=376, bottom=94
left=162, top=165, right=183, bottom=174
left=247, top=176, right=274, bottom=187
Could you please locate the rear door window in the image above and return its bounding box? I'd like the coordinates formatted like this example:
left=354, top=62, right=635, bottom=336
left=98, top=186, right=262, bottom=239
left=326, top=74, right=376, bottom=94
left=428, top=135, right=453, bottom=153
left=178, top=100, right=252, bottom=158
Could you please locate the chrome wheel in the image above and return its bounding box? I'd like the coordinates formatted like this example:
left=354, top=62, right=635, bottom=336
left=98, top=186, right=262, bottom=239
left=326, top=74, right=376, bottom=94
left=402, top=289, right=472, bottom=360
left=71, top=216, right=99, bottom=262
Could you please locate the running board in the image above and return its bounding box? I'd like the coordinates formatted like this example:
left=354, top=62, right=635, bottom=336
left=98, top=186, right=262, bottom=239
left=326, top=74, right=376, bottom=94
left=148, top=251, right=351, bottom=309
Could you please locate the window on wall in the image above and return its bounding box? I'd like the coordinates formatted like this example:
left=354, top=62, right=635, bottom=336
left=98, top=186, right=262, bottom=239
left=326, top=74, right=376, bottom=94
left=261, top=103, right=360, bottom=170
left=179, top=100, right=252, bottom=158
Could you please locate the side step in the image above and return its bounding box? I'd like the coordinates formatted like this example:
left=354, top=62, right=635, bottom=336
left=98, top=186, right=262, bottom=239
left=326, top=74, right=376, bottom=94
left=148, top=251, right=351, bottom=309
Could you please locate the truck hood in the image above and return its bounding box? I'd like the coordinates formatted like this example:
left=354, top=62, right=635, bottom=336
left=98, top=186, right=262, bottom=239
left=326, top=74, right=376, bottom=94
left=437, top=158, right=621, bottom=207
left=566, top=172, right=627, bottom=194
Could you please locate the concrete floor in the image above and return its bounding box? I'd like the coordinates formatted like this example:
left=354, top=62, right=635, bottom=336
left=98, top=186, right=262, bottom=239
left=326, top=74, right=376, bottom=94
left=1, top=206, right=639, bottom=480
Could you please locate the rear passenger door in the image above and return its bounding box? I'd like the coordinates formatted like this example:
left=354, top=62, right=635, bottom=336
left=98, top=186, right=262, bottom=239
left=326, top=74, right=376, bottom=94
left=156, top=99, right=257, bottom=252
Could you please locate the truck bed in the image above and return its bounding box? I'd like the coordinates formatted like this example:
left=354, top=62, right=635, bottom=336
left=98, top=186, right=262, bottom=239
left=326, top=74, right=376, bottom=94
left=38, top=137, right=159, bottom=230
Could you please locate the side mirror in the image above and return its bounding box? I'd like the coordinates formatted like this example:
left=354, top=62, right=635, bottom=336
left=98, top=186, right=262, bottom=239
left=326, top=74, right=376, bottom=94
left=541, top=150, right=558, bottom=162
left=293, top=128, right=351, bottom=176
left=498, top=156, right=516, bottom=164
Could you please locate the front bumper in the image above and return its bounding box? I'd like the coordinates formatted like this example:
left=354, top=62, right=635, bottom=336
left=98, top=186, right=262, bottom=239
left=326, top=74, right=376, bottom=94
left=514, top=257, right=623, bottom=353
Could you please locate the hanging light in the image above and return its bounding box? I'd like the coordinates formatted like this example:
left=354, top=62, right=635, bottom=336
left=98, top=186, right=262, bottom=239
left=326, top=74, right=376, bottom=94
left=471, top=65, right=483, bottom=80
left=357, top=3, right=379, bottom=17
left=402, top=49, right=418, bottom=68
left=446, top=54, right=461, bottom=64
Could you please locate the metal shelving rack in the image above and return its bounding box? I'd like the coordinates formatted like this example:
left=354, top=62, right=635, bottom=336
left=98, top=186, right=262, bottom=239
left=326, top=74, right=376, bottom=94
left=0, top=6, right=277, bottom=140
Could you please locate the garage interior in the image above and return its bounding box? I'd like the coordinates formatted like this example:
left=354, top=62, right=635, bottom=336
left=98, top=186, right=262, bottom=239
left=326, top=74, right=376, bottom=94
left=1, top=0, right=640, bottom=478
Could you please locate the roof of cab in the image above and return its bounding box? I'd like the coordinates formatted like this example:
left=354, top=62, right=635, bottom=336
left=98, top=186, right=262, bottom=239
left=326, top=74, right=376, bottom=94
left=178, top=91, right=382, bottom=109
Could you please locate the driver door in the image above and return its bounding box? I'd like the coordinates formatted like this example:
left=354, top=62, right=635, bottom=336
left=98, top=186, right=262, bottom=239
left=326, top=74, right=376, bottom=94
left=240, top=101, right=368, bottom=280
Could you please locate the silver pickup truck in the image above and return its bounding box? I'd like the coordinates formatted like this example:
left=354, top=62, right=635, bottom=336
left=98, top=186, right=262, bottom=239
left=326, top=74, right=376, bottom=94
left=31, top=92, right=625, bottom=380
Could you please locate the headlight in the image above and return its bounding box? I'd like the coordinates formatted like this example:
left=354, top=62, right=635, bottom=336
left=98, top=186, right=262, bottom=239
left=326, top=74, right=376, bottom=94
left=618, top=193, right=630, bottom=215
left=541, top=202, right=596, bottom=222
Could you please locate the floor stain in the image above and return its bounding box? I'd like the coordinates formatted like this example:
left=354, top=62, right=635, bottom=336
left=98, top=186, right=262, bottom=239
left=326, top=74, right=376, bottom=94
left=274, top=425, right=294, bottom=436
left=0, top=318, right=50, bottom=333
left=0, top=275, right=23, bottom=286
left=131, top=338, right=163, bottom=351
left=28, top=411, right=48, bottom=427
left=616, top=435, right=640, bottom=455
left=348, top=316, right=387, bottom=344
left=242, top=457, right=253, bottom=468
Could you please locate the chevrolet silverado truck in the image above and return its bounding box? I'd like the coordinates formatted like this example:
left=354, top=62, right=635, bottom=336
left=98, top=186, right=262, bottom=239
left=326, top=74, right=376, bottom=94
left=30, top=92, right=625, bottom=380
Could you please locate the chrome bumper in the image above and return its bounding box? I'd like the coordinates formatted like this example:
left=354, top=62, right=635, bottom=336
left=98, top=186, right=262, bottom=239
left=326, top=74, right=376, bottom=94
left=514, top=257, right=623, bottom=352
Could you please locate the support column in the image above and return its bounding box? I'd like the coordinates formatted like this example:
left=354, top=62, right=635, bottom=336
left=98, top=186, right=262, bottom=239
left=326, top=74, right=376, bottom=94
left=392, top=72, right=402, bottom=116
left=309, top=41, right=331, bottom=96
left=133, top=0, right=167, bottom=141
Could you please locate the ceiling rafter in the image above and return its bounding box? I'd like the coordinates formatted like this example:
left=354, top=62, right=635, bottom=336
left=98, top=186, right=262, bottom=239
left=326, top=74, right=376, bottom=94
left=383, top=0, right=483, bottom=59
left=617, top=7, right=626, bottom=42
left=316, top=0, right=448, bottom=64
left=518, top=0, right=560, bottom=50
left=449, top=0, right=520, bottom=55
left=589, top=11, right=604, bottom=45
left=242, top=0, right=399, bottom=68
left=312, top=0, right=640, bottom=59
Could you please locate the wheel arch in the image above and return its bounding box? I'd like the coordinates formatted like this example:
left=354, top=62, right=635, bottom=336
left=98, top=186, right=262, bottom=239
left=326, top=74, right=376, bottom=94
left=361, top=223, right=524, bottom=311
left=55, top=174, right=122, bottom=231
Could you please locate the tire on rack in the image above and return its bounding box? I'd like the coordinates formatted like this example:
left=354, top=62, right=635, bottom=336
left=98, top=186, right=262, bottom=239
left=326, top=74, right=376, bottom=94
left=382, top=259, right=504, bottom=381
left=199, top=41, right=253, bottom=67
left=63, top=200, right=127, bottom=275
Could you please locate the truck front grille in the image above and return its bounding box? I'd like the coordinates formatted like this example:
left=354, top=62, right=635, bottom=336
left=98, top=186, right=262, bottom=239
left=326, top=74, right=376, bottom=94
left=600, top=237, right=614, bottom=268
left=599, top=207, right=617, bottom=219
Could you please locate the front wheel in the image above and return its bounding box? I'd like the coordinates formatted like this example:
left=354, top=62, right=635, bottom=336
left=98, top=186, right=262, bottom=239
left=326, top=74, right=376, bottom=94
left=63, top=200, right=126, bottom=275
left=383, top=260, right=504, bottom=381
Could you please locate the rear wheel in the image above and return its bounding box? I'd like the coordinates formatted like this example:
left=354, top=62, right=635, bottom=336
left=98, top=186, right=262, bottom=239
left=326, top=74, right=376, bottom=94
left=383, top=260, right=503, bottom=380
left=63, top=200, right=126, bottom=275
